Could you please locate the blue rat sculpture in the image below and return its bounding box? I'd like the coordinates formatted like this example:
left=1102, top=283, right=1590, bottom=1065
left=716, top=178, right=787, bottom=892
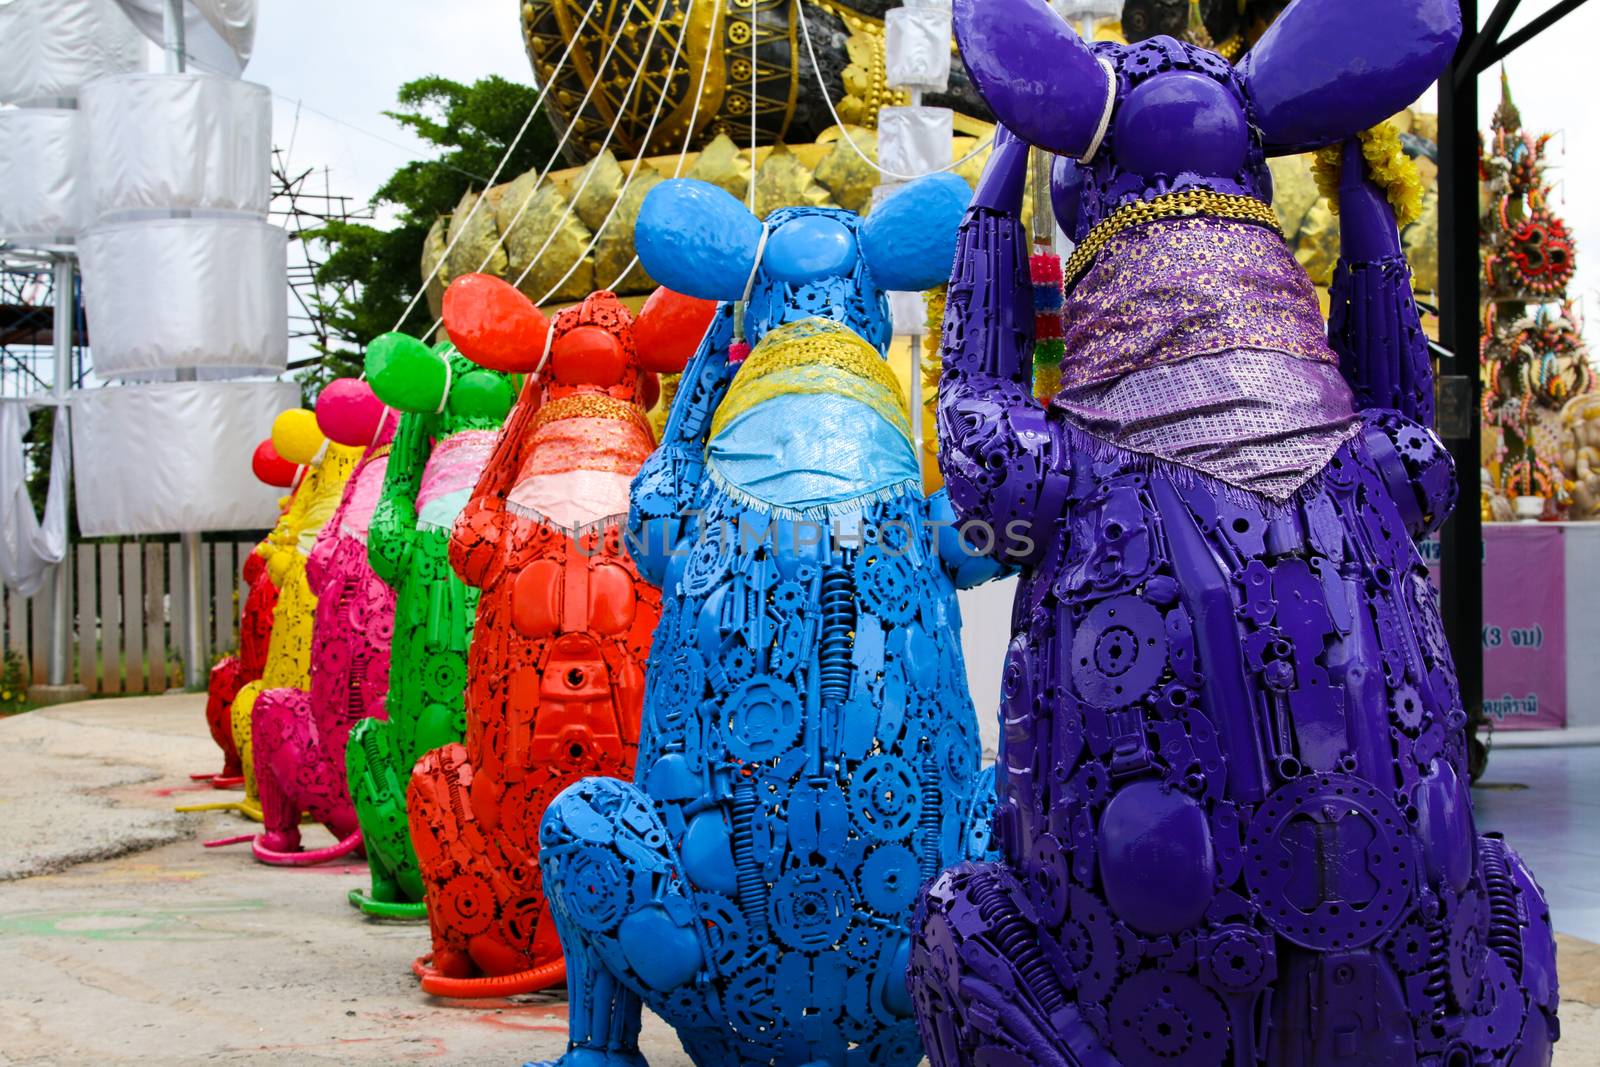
left=532, top=173, right=1003, bottom=1066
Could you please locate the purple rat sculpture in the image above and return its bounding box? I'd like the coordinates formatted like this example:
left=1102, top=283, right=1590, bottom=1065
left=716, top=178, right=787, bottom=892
left=908, top=1, right=1560, bottom=1065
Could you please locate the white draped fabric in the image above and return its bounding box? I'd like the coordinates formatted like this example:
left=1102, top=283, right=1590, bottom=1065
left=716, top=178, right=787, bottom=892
left=884, top=6, right=953, bottom=93
left=876, top=106, right=954, bottom=178
left=71, top=380, right=299, bottom=536
left=0, top=401, right=70, bottom=598
left=0, top=0, right=144, bottom=106
left=82, top=74, right=271, bottom=219
left=112, top=0, right=257, bottom=76
left=78, top=216, right=288, bottom=377
left=0, top=109, right=89, bottom=247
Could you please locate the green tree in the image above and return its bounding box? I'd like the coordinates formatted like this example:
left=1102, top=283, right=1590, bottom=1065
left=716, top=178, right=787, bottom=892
left=304, top=75, right=558, bottom=390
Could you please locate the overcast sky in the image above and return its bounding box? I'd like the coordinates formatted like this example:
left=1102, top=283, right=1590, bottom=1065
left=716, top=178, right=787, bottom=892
left=242, top=0, right=1599, bottom=346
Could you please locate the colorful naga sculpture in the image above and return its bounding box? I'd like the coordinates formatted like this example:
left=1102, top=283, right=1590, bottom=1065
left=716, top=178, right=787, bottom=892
left=909, top=2, right=1559, bottom=1065
left=406, top=276, right=713, bottom=996
left=345, top=337, right=515, bottom=917
left=1479, top=73, right=1591, bottom=518
left=534, top=174, right=1001, bottom=1066
left=249, top=380, right=399, bottom=865
left=194, top=439, right=299, bottom=784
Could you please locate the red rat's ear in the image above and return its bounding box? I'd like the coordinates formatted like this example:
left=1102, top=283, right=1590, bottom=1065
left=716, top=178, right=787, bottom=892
left=442, top=273, right=551, bottom=372
left=251, top=439, right=298, bottom=487
left=634, top=286, right=717, bottom=374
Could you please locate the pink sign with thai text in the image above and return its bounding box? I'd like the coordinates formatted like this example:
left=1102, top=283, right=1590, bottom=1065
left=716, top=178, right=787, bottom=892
left=1423, top=524, right=1566, bottom=731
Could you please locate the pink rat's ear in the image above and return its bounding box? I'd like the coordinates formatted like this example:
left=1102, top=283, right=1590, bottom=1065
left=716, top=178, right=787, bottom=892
left=633, top=286, right=718, bottom=374
left=442, top=273, right=551, bottom=372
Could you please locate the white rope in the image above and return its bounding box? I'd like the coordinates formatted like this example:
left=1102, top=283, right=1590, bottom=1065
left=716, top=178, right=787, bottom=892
left=1079, top=57, right=1117, bottom=164
left=532, top=320, right=556, bottom=381
left=599, top=0, right=726, bottom=291
left=420, top=0, right=679, bottom=342
left=748, top=0, right=758, bottom=211
left=795, top=0, right=992, bottom=181
left=423, top=0, right=666, bottom=341
left=741, top=223, right=771, bottom=305
left=388, top=0, right=603, bottom=333
left=432, top=349, right=453, bottom=414
left=528, top=0, right=700, bottom=304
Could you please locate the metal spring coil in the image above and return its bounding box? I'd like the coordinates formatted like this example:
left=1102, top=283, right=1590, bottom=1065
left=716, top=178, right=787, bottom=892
left=818, top=566, right=854, bottom=705
left=1423, top=915, right=1449, bottom=1018
left=445, top=762, right=469, bottom=827
left=361, top=727, right=388, bottom=798
left=970, top=871, right=1065, bottom=1013
left=919, top=750, right=942, bottom=880
left=732, top=776, right=767, bottom=930
left=346, top=656, right=368, bottom=721
left=1479, top=839, right=1525, bottom=980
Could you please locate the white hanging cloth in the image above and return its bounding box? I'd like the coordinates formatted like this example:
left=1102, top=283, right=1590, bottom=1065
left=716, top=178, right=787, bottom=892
left=81, top=73, right=272, bottom=221
left=0, top=401, right=70, bottom=598
left=71, top=379, right=298, bottom=536
left=112, top=0, right=256, bottom=76
left=0, top=0, right=145, bottom=107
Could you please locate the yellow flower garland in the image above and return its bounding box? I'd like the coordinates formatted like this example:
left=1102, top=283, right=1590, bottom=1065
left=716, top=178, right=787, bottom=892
left=1311, top=121, right=1425, bottom=230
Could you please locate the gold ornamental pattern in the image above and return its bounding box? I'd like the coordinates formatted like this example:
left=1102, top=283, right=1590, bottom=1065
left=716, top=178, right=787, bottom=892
left=520, top=0, right=907, bottom=161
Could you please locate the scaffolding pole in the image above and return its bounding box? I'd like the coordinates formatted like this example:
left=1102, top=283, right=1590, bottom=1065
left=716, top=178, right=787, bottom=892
left=46, top=254, right=73, bottom=687
left=163, top=0, right=208, bottom=687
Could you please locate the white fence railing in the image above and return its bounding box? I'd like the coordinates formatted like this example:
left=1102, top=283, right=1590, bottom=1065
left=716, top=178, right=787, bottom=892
left=1, top=536, right=259, bottom=696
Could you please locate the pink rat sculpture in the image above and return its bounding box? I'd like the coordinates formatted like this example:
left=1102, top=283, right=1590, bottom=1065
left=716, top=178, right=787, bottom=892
left=249, top=380, right=400, bottom=865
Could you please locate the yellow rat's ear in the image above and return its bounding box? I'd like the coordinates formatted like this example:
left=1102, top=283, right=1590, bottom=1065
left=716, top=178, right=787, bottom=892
left=270, top=408, right=323, bottom=466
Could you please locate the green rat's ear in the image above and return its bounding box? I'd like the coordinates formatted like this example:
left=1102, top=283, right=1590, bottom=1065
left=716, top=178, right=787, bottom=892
left=365, top=332, right=449, bottom=414
left=446, top=368, right=516, bottom=422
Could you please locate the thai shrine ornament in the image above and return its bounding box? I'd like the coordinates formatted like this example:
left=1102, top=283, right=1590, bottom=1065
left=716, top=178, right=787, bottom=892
left=1118, top=0, right=1289, bottom=60
left=1479, top=73, right=1593, bottom=519
left=406, top=276, right=715, bottom=997
left=345, top=337, right=516, bottom=918
left=250, top=380, right=399, bottom=866
left=533, top=174, right=1002, bottom=1067
left=193, top=438, right=298, bottom=784
left=908, top=2, right=1559, bottom=1065
left=520, top=0, right=990, bottom=162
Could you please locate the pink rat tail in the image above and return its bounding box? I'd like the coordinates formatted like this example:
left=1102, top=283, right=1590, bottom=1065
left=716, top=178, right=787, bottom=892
left=251, top=829, right=364, bottom=867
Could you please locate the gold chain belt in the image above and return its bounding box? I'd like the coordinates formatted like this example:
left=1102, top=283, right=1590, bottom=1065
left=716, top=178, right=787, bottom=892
left=531, top=393, right=652, bottom=436
left=1064, top=189, right=1283, bottom=288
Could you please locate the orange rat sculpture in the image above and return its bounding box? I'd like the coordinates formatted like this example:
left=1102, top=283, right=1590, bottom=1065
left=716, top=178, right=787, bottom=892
left=407, top=276, right=714, bottom=996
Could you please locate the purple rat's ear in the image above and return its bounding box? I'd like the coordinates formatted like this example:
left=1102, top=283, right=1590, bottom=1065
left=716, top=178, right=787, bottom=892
left=953, top=0, right=1113, bottom=159
left=1243, top=0, right=1461, bottom=156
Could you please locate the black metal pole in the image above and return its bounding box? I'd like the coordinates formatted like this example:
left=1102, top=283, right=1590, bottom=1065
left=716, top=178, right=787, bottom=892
left=1437, top=0, right=1485, bottom=766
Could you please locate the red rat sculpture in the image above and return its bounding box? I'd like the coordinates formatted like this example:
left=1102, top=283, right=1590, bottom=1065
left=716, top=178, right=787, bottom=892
left=195, top=439, right=299, bottom=783
left=407, top=277, right=713, bottom=997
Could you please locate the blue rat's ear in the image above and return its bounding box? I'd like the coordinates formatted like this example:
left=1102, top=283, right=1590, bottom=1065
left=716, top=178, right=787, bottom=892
left=860, top=173, right=972, bottom=292
left=635, top=179, right=764, bottom=301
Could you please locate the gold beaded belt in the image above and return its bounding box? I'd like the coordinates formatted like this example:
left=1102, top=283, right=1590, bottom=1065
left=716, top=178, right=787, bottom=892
left=1063, top=189, right=1283, bottom=289
left=531, top=393, right=652, bottom=436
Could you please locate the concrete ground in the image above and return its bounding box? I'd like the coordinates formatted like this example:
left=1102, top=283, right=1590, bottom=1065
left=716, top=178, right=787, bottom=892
left=0, top=695, right=1596, bottom=1066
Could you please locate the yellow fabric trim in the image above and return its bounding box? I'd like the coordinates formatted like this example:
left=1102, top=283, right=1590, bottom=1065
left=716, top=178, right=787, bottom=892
left=709, top=318, right=911, bottom=442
